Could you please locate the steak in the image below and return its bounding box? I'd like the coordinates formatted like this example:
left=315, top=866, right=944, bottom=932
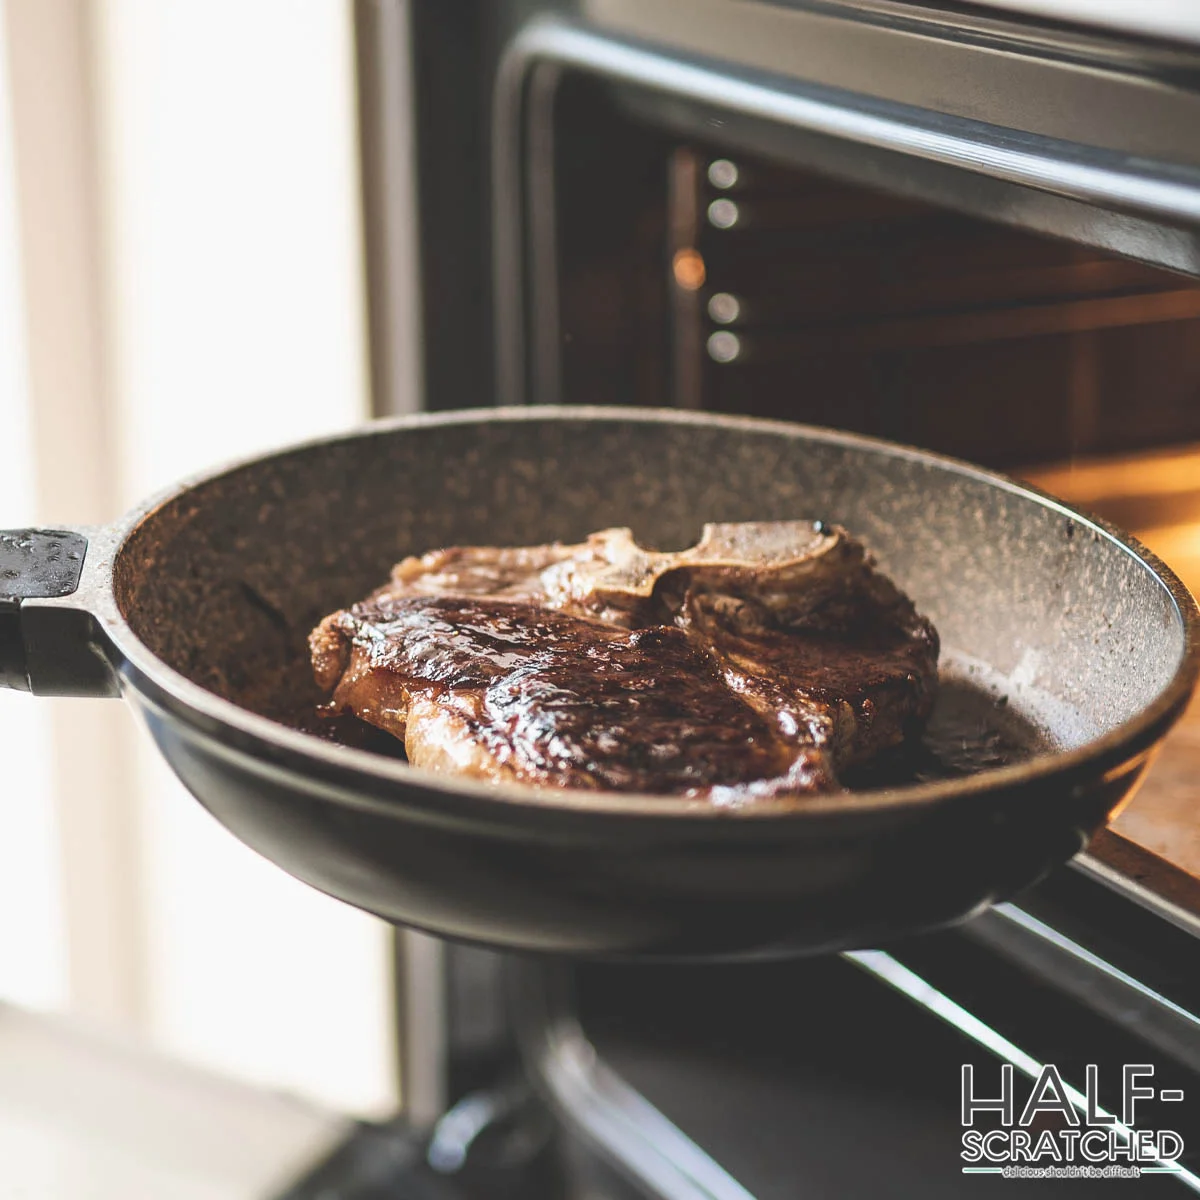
left=309, top=522, right=939, bottom=803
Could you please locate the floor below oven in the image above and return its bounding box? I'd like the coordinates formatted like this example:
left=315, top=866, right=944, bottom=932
left=0, top=1001, right=349, bottom=1200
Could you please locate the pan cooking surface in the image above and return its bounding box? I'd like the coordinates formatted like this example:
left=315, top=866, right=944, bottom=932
left=112, top=411, right=1179, bottom=790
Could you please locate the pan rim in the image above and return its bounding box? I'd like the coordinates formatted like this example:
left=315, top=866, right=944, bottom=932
left=103, top=405, right=1200, bottom=821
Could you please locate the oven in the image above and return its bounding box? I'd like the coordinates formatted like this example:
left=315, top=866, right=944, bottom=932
left=295, top=2, right=1200, bottom=1195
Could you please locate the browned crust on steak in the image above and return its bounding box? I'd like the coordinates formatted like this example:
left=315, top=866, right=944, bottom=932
left=309, top=523, right=938, bottom=803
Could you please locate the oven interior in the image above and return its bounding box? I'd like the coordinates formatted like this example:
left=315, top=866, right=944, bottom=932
left=551, top=75, right=1200, bottom=465
left=541, top=72, right=1200, bottom=887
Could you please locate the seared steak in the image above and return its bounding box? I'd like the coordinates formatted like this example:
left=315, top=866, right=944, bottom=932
left=309, top=523, right=938, bottom=803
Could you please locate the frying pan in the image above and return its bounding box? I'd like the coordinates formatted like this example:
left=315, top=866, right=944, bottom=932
left=2, top=408, right=1196, bottom=959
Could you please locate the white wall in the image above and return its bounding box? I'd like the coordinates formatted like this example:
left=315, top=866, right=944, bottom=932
left=0, top=0, right=68, bottom=1014
left=93, top=0, right=395, bottom=1117
left=2, top=0, right=397, bottom=1118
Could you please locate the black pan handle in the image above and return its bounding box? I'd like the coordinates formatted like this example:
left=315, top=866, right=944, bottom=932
left=1, top=528, right=118, bottom=696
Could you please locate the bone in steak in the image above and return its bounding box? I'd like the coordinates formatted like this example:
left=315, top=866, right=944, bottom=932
left=309, top=522, right=938, bottom=803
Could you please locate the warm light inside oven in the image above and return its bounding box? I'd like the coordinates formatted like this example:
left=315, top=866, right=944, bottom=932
left=672, top=246, right=706, bottom=291
left=1022, top=449, right=1200, bottom=883
left=1023, top=445, right=1200, bottom=594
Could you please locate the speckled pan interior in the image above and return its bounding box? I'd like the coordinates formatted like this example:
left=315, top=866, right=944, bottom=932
left=111, top=411, right=1187, bottom=754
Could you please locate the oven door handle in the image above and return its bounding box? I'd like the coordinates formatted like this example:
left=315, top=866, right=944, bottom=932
left=0, top=527, right=120, bottom=696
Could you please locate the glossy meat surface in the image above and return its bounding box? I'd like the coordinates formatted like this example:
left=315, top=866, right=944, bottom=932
left=309, top=523, right=938, bottom=803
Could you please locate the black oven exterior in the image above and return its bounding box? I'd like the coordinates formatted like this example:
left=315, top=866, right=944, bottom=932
left=336, top=4, right=1200, bottom=1196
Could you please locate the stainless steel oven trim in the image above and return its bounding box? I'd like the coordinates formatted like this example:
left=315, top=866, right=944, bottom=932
left=354, top=0, right=424, bottom=418
left=883, top=0, right=1200, bottom=46
left=585, top=0, right=1200, bottom=163
left=492, top=15, right=1200, bottom=408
